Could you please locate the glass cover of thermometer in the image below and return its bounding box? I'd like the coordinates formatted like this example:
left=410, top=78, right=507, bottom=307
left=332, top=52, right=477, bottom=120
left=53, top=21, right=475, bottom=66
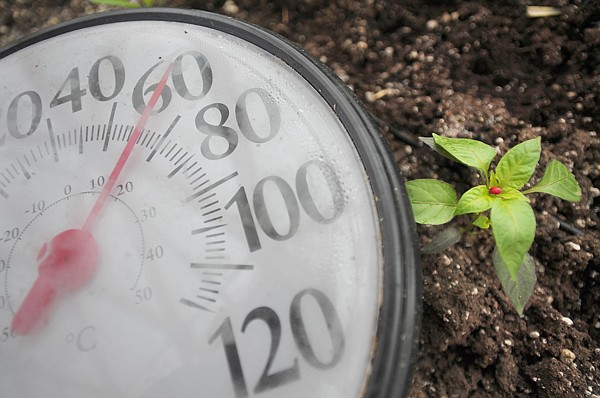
left=0, top=9, right=420, bottom=398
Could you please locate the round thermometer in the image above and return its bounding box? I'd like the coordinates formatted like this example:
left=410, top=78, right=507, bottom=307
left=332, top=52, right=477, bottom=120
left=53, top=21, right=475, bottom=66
left=0, top=9, right=420, bottom=398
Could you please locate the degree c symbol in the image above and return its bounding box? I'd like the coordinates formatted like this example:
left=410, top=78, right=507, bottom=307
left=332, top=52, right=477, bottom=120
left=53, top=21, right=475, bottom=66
left=66, top=325, right=96, bottom=351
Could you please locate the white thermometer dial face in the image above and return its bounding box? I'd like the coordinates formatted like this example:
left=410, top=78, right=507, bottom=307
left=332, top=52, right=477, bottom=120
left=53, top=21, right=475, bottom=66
left=0, top=16, right=384, bottom=398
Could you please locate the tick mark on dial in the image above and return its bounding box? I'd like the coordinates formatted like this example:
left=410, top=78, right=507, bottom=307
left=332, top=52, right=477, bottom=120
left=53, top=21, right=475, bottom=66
left=179, top=298, right=213, bottom=313
left=184, top=171, right=238, bottom=203
left=191, top=224, right=226, bottom=235
left=167, top=154, right=193, bottom=178
left=191, top=263, right=254, bottom=271
left=102, top=102, right=117, bottom=152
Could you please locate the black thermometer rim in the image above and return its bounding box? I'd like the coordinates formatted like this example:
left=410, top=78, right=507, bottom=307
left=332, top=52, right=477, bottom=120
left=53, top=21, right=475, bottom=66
left=0, top=8, right=421, bottom=397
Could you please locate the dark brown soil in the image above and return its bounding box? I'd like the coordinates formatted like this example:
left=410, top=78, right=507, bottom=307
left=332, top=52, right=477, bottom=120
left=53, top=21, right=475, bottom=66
left=2, top=1, right=598, bottom=397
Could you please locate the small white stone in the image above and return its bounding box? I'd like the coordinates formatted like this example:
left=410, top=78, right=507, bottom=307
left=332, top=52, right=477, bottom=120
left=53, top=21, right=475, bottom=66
left=426, top=20, right=439, bottom=30
left=504, top=339, right=513, bottom=346
left=529, top=331, right=540, bottom=339
left=561, top=316, right=574, bottom=326
left=222, top=0, right=239, bottom=15
left=441, top=255, right=452, bottom=266
left=566, top=242, right=581, bottom=251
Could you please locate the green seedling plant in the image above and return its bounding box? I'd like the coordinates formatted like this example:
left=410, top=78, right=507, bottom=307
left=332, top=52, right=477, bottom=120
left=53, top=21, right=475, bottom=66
left=406, top=134, right=582, bottom=315
left=90, top=0, right=160, bottom=7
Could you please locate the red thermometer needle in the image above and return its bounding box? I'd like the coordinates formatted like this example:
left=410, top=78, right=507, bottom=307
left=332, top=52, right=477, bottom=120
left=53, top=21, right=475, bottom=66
left=11, top=63, right=174, bottom=336
left=83, top=63, right=173, bottom=232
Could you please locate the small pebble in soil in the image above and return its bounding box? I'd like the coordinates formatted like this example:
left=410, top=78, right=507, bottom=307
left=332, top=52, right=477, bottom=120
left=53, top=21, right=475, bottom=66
left=441, top=255, right=452, bottom=266
left=222, top=0, right=239, bottom=15
left=426, top=20, right=439, bottom=30
left=561, top=316, right=574, bottom=326
left=529, top=331, right=540, bottom=339
left=560, top=348, right=576, bottom=364
left=565, top=241, right=581, bottom=251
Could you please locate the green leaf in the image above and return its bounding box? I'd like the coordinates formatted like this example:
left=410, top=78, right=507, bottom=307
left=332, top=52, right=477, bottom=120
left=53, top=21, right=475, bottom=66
left=455, top=185, right=493, bottom=216
left=496, top=137, right=541, bottom=189
left=406, top=179, right=458, bottom=225
left=473, top=215, right=491, bottom=229
left=422, top=226, right=462, bottom=253
left=493, top=247, right=536, bottom=316
left=419, top=136, right=462, bottom=164
left=490, top=198, right=535, bottom=279
left=499, top=187, right=529, bottom=202
left=433, top=133, right=497, bottom=175
left=524, top=159, right=582, bottom=201
left=489, top=170, right=499, bottom=187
